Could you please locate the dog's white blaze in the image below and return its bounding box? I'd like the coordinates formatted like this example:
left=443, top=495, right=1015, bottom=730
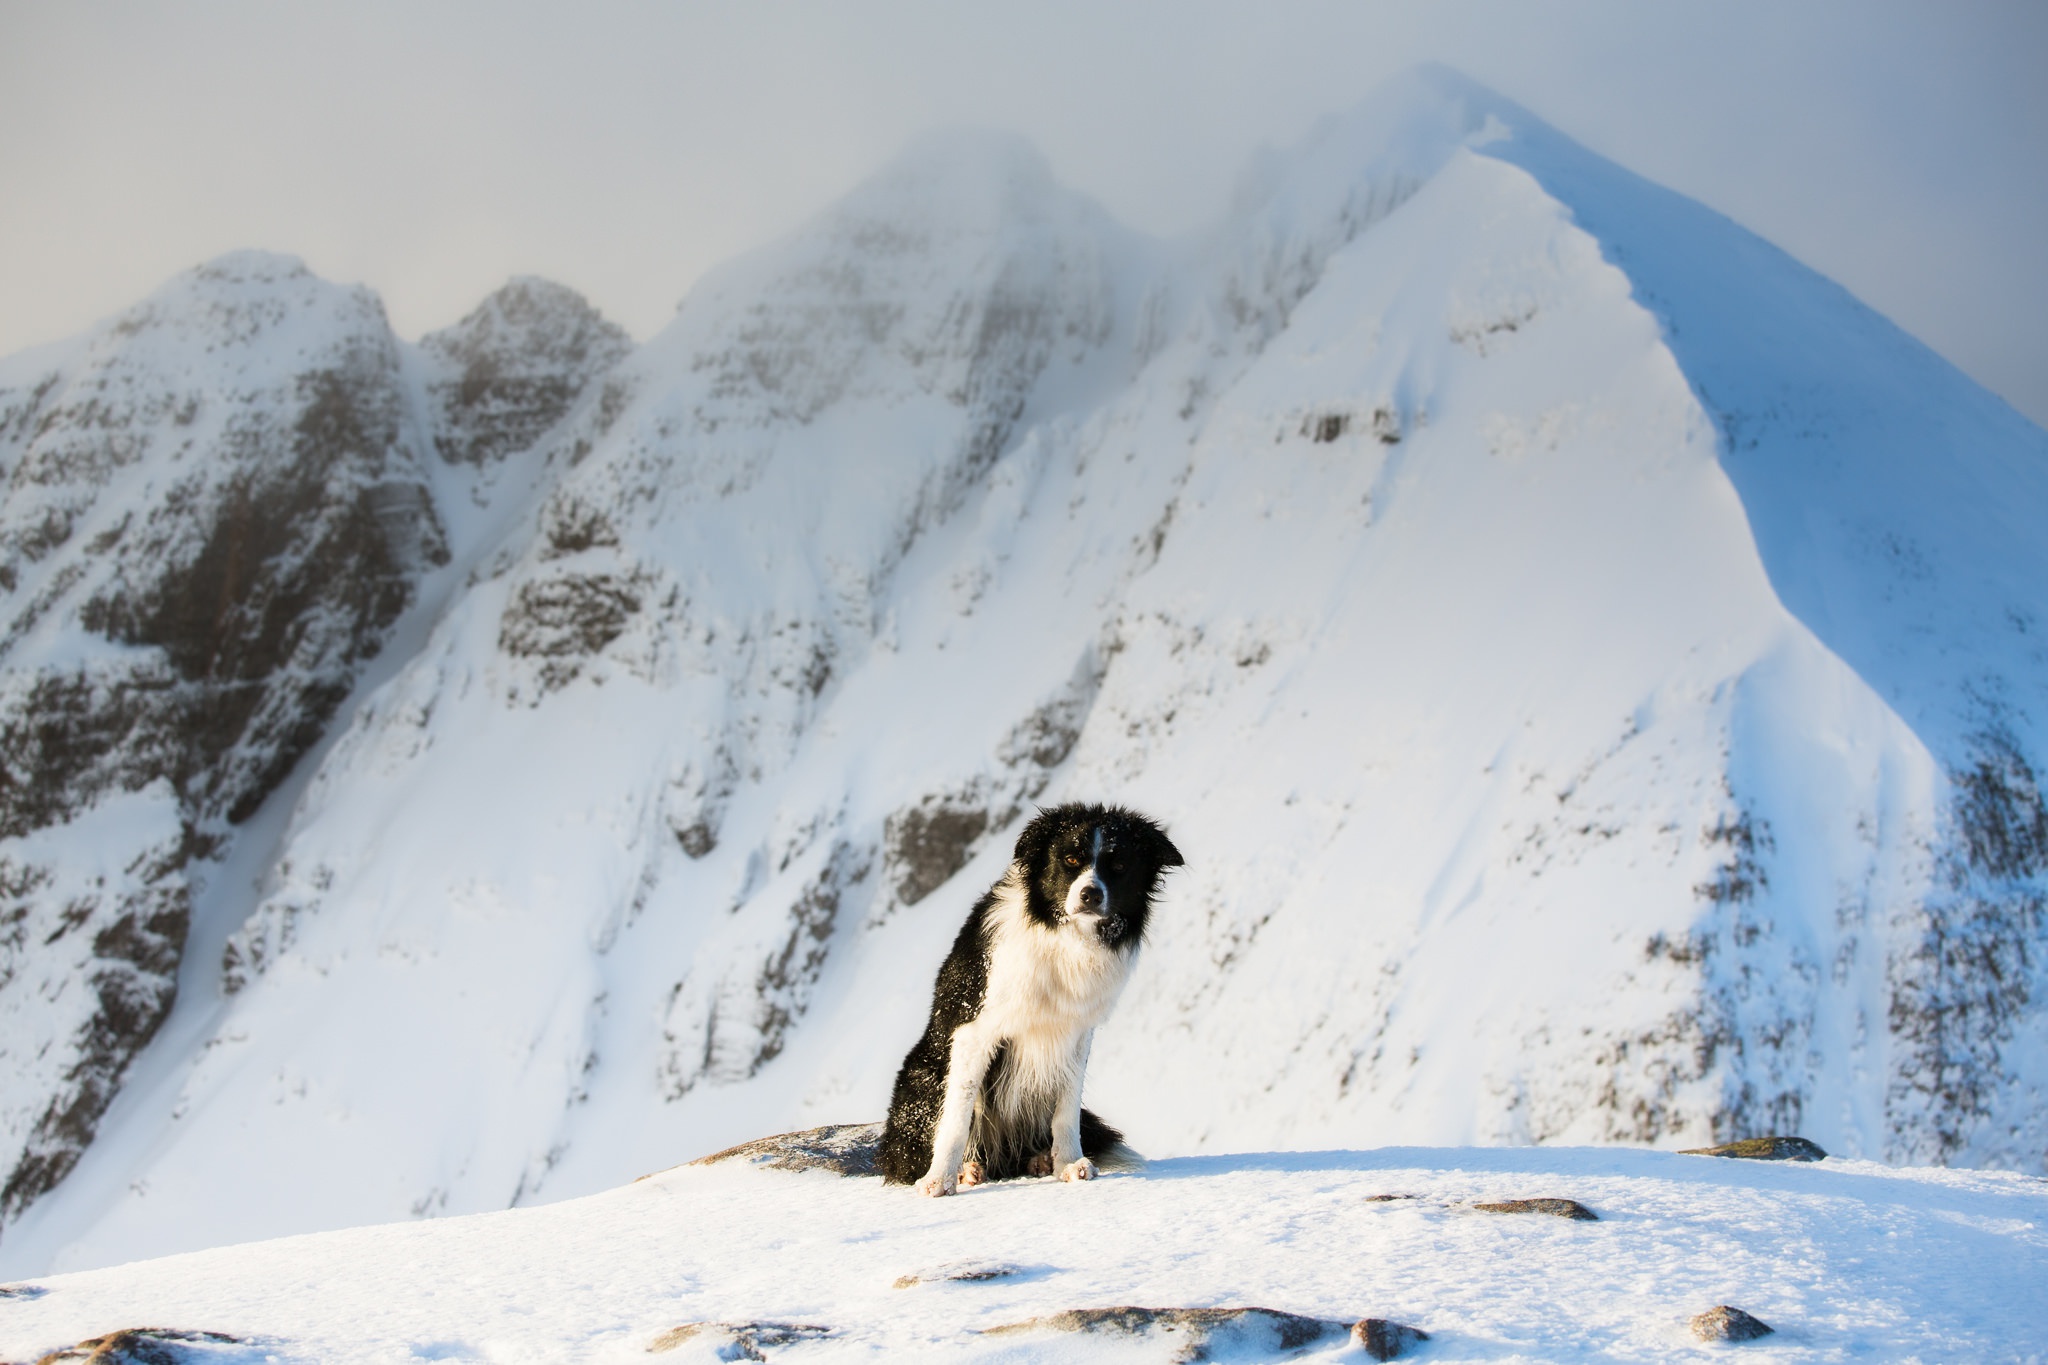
left=920, top=864, right=1136, bottom=1188
left=1061, top=827, right=1110, bottom=921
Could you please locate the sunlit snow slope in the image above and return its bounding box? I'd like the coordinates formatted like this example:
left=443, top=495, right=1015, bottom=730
left=1, top=67, right=2043, bottom=1275
left=5, top=1147, right=2045, bottom=1363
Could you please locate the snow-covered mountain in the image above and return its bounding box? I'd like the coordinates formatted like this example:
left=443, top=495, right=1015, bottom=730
left=0, top=66, right=2043, bottom=1276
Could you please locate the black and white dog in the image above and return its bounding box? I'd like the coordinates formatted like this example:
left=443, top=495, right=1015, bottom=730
left=878, top=803, right=1183, bottom=1195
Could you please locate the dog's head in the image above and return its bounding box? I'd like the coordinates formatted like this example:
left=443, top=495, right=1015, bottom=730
left=1012, top=803, right=1183, bottom=949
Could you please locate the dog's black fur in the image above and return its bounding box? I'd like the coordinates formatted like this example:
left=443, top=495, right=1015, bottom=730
left=878, top=803, right=1182, bottom=1192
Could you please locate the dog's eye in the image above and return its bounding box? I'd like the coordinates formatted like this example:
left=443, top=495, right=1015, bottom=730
left=1063, top=855, right=1081, bottom=868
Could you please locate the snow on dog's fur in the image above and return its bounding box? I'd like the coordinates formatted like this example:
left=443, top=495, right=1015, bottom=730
left=878, top=803, right=1183, bottom=1194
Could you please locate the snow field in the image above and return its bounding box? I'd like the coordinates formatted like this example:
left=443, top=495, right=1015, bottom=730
left=1, top=1148, right=2043, bottom=1363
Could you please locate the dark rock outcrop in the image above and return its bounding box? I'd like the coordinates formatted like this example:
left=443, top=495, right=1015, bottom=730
left=646, top=1322, right=829, bottom=1360
left=1353, top=1318, right=1431, bottom=1361
left=883, top=792, right=991, bottom=906
left=31, top=1327, right=243, bottom=1363
left=1689, top=1305, right=1774, bottom=1342
left=686, top=1122, right=883, bottom=1177
left=1472, top=1197, right=1599, bottom=1221
left=420, top=277, right=630, bottom=467
left=980, top=1306, right=1346, bottom=1362
left=892, top=1259, right=1021, bottom=1289
left=1680, top=1136, right=1827, bottom=1162
left=0, top=252, right=450, bottom=1231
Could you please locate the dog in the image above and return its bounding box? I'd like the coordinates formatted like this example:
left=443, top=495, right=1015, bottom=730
left=878, top=802, right=1183, bottom=1195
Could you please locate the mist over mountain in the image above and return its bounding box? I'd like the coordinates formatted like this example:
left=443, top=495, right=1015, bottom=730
left=0, top=67, right=2041, bottom=1277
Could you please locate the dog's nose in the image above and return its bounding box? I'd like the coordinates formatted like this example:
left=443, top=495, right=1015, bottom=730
left=1078, top=881, right=1104, bottom=909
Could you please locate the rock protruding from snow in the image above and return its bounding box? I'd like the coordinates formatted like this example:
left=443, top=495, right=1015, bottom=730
left=687, top=1123, right=882, bottom=1177
left=646, top=1321, right=830, bottom=1358
left=1690, top=1305, right=1775, bottom=1342
left=981, top=1306, right=1346, bottom=1360
left=30, top=1326, right=246, bottom=1363
left=420, top=277, right=630, bottom=467
left=1472, top=1198, right=1600, bottom=1221
left=1352, top=1318, right=1432, bottom=1362
left=891, top=1260, right=1021, bottom=1289
left=1680, top=1136, right=1828, bottom=1162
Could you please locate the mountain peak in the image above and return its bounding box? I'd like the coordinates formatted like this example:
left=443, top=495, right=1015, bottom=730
left=421, top=277, right=631, bottom=466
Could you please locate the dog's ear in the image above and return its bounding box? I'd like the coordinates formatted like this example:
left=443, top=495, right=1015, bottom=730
left=1149, top=823, right=1185, bottom=870
left=1013, top=808, right=1055, bottom=870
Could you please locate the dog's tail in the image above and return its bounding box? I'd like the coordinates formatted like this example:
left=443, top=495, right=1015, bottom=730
left=1079, top=1108, right=1147, bottom=1173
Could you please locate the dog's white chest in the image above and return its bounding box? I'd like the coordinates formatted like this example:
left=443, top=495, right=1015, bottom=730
left=967, top=892, right=1132, bottom=1101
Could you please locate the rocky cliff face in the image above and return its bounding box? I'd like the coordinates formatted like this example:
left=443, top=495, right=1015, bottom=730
left=0, top=254, right=629, bottom=1233
left=1, top=71, right=2044, bottom=1275
left=421, top=276, right=632, bottom=469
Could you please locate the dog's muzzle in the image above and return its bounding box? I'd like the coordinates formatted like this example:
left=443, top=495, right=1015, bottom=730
left=1066, top=876, right=1119, bottom=941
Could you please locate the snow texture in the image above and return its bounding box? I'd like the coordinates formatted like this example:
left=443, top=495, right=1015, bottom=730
left=0, top=1146, right=2043, bottom=1362
left=0, top=66, right=2044, bottom=1279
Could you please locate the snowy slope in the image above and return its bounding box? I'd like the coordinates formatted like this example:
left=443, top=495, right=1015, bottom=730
left=2, top=1144, right=2045, bottom=1362
left=1, top=68, right=2044, bottom=1278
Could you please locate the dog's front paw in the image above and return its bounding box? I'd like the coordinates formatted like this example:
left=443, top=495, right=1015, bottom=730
left=915, top=1171, right=958, bottom=1197
left=958, top=1160, right=986, bottom=1188
left=1027, top=1151, right=1055, bottom=1177
left=1058, top=1158, right=1098, bottom=1183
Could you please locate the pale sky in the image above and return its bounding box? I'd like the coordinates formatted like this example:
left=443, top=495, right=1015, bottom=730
left=2, top=0, right=2044, bottom=426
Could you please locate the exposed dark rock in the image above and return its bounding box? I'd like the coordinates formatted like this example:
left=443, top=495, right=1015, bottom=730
left=980, top=1307, right=1345, bottom=1362
left=646, top=1322, right=829, bottom=1360
left=1588, top=792, right=1810, bottom=1151
left=687, top=1122, right=883, bottom=1177
left=665, top=748, right=739, bottom=860
left=993, top=651, right=1102, bottom=773
left=892, top=1259, right=1020, bottom=1288
left=657, top=838, right=878, bottom=1099
left=0, top=1282, right=47, bottom=1299
left=883, top=794, right=989, bottom=906
left=31, top=1327, right=242, bottom=1364
left=1472, top=1198, right=1598, bottom=1221
left=0, top=666, right=185, bottom=842
left=1689, top=1305, right=1774, bottom=1343
left=421, top=277, right=631, bottom=467
left=0, top=856, right=190, bottom=1223
left=754, top=843, right=873, bottom=1067
left=497, top=569, right=642, bottom=690
left=1679, top=1136, right=1827, bottom=1162
left=1881, top=714, right=2048, bottom=1165
left=1952, top=725, right=2048, bottom=881
left=1364, top=1193, right=1419, bottom=1202
left=1353, top=1318, right=1431, bottom=1361
left=1300, top=406, right=1401, bottom=445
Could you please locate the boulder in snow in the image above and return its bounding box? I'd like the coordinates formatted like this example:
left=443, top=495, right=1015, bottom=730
left=645, top=1321, right=830, bottom=1359
left=30, top=1327, right=244, bottom=1364
left=1690, top=1304, right=1775, bottom=1342
left=1680, top=1136, right=1827, bottom=1162
left=1471, top=1197, right=1599, bottom=1220
left=685, top=1122, right=883, bottom=1177
left=1352, top=1317, right=1432, bottom=1361
left=980, top=1306, right=1346, bottom=1361
left=890, top=1259, right=1021, bottom=1289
